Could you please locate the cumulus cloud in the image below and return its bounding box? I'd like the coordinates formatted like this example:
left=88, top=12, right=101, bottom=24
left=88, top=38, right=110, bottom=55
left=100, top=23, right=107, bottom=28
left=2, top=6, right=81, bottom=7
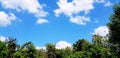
left=70, top=16, right=90, bottom=25
left=54, top=0, right=94, bottom=17
left=54, top=0, right=94, bottom=25
left=0, top=36, right=7, bottom=42
left=54, top=0, right=113, bottom=25
left=36, top=19, right=48, bottom=24
left=93, top=26, right=109, bottom=36
left=0, top=11, right=16, bottom=27
left=55, top=41, right=72, bottom=49
left=0, top=0, right=48, bottom=24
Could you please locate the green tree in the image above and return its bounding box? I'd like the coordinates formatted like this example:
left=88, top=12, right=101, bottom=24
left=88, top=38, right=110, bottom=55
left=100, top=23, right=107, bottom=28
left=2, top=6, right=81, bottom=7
left=54, top=47, right=72, bottom=58
left=107, top=3, right=120, bottom=44
left=0, top=41, right=8, bottom=58
left=64, top=47, right=72, bottom=56
left=107, top=3, right=120, bottom=57
left=46, top=43, right=56, bottom=58
left=23, top=42, right=37, bottom=58
left=13, top=42, right=37, bottom=58
left=7, top=38, right=17, bottom=58
left=92, top=34, right=103, bottom=45
left=71, top=39, right=92, bottom=58
left=37, top=49, right=47, bottom=58
left=73, top=39, right=90, bottom=52
left=89, top=45, right=112, bottom=58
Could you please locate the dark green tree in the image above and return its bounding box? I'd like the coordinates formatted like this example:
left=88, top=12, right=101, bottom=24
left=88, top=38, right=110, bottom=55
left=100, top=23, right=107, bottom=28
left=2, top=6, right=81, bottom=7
left=13, top=42, right=37, bottom=58
left=23, top=42, right=37, bottom=58
left=53, top=47, right=72, bottom=58
left=73, top=39, right=90, bottom=52
left=46, top=43, right=56, bottom=58
left=0, top=41, right=8, bottom=58
left=107, top=3, right=120, bottom=57
left=107, top=3, right=120, bottom=44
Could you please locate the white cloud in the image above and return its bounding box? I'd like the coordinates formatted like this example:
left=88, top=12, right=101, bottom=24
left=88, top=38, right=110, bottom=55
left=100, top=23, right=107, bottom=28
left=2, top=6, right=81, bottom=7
left=104, top=1, right=112, bottom=7
left=36, top=18, right=48, bottom=24
left=55, top=41, right=72, bottom=49
left=93, top=26, right=109, bottom=36
left=54, top=0, right=94, bottom=25
left=0, top=11, right=16, bottom=27
left=70, top=16, right=90, bottom=25
left=0, top=0, right=48, bottom=24
left=36, top=46, right=46, bottom=50
left=54, top=0, right=94, bottom=17
left=0, top=36, right=7, bottom=42
left=54, top=0, right=113, bottom=25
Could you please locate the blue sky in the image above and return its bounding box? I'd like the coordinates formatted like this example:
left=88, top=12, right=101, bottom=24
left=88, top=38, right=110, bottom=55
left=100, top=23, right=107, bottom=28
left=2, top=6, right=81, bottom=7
left=0, top=0, right=118, bottom=48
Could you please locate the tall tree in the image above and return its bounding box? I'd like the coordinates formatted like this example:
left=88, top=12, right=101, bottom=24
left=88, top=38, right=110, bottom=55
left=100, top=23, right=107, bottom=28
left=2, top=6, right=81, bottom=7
left=107, top=3, right=120, bottom=44
left=107, top=3, right=120, bottom=57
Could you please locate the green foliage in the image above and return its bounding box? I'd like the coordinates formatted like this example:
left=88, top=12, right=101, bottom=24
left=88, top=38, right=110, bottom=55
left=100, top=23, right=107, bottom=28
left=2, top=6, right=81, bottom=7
left=0, top=41, right=8, bottom=58
left=37, top=49, right=46, bottom=58
left=55, top=47, right=72, bottom=58
left=7, top=38, right=18, bottom=58
left=45, top=44, right=72, bottom=58
left=107, top=3, right=120, bottom=44
left=0, top=35, right=118, bottom=58
left=92, top=34, right=103, bottom=45
left=46, top=43, right=56, bottom=58
left=13, top=42, right=37, bottom=58
left=73, top=39, right=90, bottom=52
left=70, top=51, right=89, bottom=58
left=71, top=36, right=114, bottom=58
left=107, top=2, right=120, bottom=57
left=89, top=45, right=112, bottom=58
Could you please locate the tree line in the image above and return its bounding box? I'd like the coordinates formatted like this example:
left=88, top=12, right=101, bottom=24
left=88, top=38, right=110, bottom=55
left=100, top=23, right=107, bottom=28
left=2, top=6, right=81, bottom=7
left=0, top=2, right=120, bottom=58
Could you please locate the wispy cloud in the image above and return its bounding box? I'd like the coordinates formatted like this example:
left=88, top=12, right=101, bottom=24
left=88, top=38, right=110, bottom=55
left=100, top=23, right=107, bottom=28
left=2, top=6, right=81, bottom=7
left=95, top=0, right=112, bottom=7
left=70, top=16, right=90, bottom=25
left=104, top=1, right=112, bottom=7
left=36, top=18, right=48, bottom=24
